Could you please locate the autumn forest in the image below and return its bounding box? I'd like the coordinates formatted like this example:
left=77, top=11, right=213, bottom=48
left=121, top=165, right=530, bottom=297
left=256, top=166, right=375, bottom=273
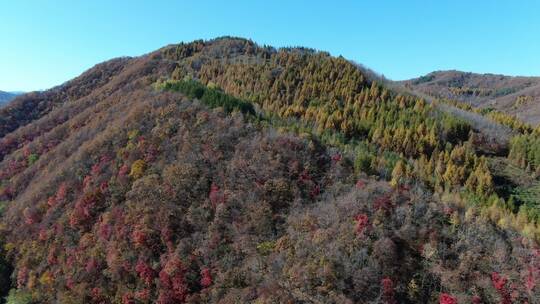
left=0, top=37, right=539, bottom=303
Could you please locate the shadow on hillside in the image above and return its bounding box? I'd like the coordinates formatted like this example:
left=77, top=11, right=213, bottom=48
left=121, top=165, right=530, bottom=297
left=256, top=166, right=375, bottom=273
left=492, top=174, right=519, bottom=203
left=0, top=251, right=13, bottom=302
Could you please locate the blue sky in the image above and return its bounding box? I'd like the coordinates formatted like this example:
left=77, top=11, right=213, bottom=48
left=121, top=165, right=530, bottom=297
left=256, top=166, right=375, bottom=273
left=1, top=0, right=539, bottom=91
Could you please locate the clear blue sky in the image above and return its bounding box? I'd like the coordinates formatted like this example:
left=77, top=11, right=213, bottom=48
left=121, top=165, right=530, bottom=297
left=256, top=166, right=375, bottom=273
left=1, top=0, right=539, bottom=91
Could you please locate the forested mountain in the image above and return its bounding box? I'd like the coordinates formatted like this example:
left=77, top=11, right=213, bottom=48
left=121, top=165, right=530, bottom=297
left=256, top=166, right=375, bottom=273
left=0, top=37, right=538, bottom=303
left=402, top=71, right=540, bottom=125
left=0, top=92, right=20, bottom=106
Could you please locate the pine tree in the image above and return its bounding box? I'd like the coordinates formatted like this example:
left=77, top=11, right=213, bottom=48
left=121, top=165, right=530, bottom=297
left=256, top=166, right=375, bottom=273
left=390, top=160, right=406, bottom=187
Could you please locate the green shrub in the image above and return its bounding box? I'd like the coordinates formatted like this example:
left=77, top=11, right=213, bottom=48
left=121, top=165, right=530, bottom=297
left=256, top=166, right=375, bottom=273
left=27, top=154, right=38, bottom=165
left=441, top=114, right=471, bottom=144
left=5, top=289, right=32, bottom=304
left=256, top=241, right=275, bottom=256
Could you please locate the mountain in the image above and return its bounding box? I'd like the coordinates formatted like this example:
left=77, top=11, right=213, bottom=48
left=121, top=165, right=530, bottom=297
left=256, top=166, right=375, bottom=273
left=0, top=37, right=538, bottom=303
left=0, top=91, right=20, bottom=106
left=402, top=70, right=540, bottom=125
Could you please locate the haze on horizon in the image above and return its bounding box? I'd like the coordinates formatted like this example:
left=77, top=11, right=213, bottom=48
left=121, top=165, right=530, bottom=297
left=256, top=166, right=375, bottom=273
left=1, top=0, right=539, bottom=92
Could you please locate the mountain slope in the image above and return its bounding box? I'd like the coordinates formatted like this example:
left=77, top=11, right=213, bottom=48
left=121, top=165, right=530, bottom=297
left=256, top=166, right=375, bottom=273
left=0, top=37, right=538, bottom=303
left=402, top=70, right=540, bottom=125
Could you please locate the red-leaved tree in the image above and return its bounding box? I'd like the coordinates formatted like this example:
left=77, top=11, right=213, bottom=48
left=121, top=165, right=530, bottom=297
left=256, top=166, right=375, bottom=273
left=200, top=267, right=213, bottom=288
left=355, top=213, right=369, bottom=237
left=381, top=277, right=396, bottom=304
left=491, top=272, right=511, bottom=304
left=439, top=293, right=457, bottom=304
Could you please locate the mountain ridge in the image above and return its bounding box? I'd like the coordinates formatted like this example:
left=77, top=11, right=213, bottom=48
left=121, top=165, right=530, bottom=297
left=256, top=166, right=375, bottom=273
left=401, top=70, right=540, bottom=125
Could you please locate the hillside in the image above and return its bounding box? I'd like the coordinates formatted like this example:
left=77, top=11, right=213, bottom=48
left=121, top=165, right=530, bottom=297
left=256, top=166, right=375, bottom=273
left=402, top=70, right=540, bottom=125
left=0, top=92, right=20, bottom=106
left=0, top=37, right=539, bottom=303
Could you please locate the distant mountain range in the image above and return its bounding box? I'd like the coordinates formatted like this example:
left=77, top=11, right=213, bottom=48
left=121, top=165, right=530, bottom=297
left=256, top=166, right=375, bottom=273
left=0, top=91, right=22, bottom=105
left=401, top=70, right=540, bottom=125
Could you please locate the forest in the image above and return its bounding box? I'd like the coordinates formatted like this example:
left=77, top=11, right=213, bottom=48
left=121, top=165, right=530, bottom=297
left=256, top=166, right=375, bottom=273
left=0, top=37, right=538, bottom=303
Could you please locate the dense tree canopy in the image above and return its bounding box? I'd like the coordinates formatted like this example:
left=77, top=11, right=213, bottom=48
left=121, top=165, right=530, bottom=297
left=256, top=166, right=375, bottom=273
left=0, top=37, right=538, bottom=303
